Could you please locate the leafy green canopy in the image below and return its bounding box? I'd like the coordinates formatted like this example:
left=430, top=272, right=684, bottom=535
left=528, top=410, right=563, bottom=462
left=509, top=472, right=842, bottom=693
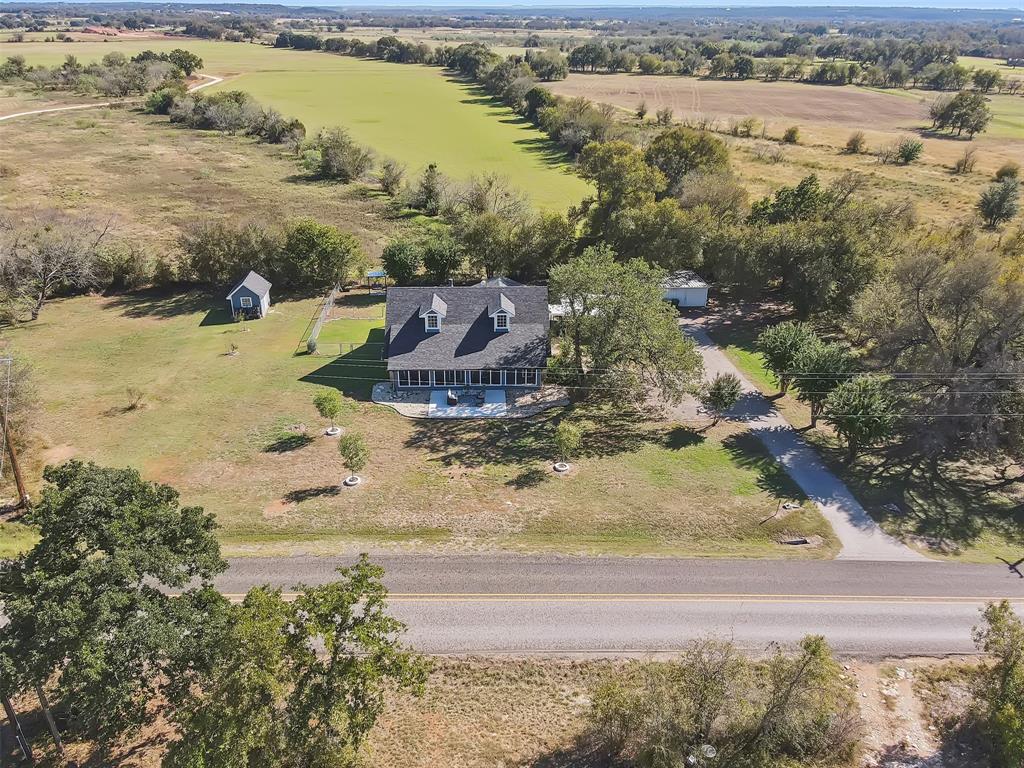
left=0, top=460, right=225, bottom=742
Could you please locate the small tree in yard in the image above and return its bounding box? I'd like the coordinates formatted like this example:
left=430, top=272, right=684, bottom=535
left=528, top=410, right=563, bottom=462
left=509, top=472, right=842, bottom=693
left=972, top=601, right=1024, bottom=768
left=978, top=178, right=1020, bottom=228
left=554, top=421, right=583, bottom=464
left=338, top=432, right=368, bottom=481
left=756, top=322, right=817, bottom=395
left=824, top=375, right=895, bottom=462
left=313, top=388, right=349, bottom=434
left=699, top=372, right=743, bottom=426
left=791, top=341, right=854, bottom=428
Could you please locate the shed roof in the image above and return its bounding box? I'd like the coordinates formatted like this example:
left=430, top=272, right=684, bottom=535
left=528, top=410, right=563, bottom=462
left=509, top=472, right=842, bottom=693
left=226, top=270, right=272, bottom=299
left=662, top=270, right=709, bottom=290
left=385, top=284, right=549, bottom=371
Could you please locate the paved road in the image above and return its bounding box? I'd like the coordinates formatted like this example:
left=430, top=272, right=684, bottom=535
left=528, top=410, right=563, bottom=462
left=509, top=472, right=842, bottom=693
left=218, top=554, right=1024, bottom=657
left=683, top=323, right=925, bottom=562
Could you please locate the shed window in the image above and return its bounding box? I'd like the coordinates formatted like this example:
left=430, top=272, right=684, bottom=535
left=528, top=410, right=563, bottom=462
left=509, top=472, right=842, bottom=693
left=239, top=296, right=253, bottom=308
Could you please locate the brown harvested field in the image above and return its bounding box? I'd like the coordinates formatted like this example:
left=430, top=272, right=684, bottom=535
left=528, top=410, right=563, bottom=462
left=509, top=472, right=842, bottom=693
left=549, top=72, right=930, bottom=131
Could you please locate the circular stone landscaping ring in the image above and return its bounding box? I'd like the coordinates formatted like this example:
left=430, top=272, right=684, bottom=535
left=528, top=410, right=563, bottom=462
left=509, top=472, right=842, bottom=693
left=343, top=475, right=362, bottom=487
left=553, top=462, right=571, bottom=473
left=325, top=426, right=341, bottom=436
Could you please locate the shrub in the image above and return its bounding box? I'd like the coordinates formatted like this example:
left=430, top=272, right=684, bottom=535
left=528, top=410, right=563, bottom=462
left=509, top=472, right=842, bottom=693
left=699, top=372, right=743, bottom=425
left=313, top=127, right=374, bottom=182
left=845, top=131, right=867, bottom=154
left=553, top=421, right=583, bottom=463
left=896, top=137, right=924, bottom=164
left=953, top=147, right=978, bottom=174
left=996, top=161, right=1020, bottom=181
left=377, top=158, right=406, bottom=196
left=144, top=87, right=181, bottom=115
left=977, top=178, right=1020, bottom=228
left=655, top=107, right=673, bottom=126
left=782, top=125, right=800, bottom=144
left=306, top=337, right=318, bottom=355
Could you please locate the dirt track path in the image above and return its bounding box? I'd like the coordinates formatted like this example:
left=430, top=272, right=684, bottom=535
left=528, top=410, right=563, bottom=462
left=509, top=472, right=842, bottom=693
left=0, top=73, right=224, bottom=123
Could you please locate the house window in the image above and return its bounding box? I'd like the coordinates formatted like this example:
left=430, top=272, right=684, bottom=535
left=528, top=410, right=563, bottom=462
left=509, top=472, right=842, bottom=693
left=494, top=312, right=509, bottom=331
left=455, top=371, right=467, bottom=385
left=467, top=370, right=482, bottom=386
left=433, top=370, right=455, bottom=387
left=482, top=370, right=502, bottom=386
left=512, top=369, right=537, bottom=386
left=398, top=371, right=430, bottom=387
left=425, top=313, right=440, bottom=332
left=239, top=296, right=253, bottom=308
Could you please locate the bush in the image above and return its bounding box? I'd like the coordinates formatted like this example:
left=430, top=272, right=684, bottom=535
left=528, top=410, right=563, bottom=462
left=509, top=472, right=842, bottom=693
left=381, top=239, right=422, bottom=285
left=144, top=87, right=181, bottom=115
left=953, top=147, right=978, bottom=174
left=845, top=131, right=867, bottom=154
left=896, top=137, right=924, bottom=164
left=996, top=161, right=1020, bottom=181
left=312, top=127, right=374, bottom=182
left=977, top=178, right=1020, bottom=228
left=782, top=125, right=800, bottom=144
left=553, top=421, right=583, bottom=462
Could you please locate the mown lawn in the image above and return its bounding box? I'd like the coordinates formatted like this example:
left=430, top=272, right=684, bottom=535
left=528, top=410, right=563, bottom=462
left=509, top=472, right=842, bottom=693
left=10, top=39, right=591, bottom=210
left=708, top=308, right=1024, bottom=564
left=4, top=292, right=837, bottom=559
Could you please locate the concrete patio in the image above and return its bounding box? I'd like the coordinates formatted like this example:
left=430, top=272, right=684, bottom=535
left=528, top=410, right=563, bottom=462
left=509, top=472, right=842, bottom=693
left=372, top=382, right=569, bottom=419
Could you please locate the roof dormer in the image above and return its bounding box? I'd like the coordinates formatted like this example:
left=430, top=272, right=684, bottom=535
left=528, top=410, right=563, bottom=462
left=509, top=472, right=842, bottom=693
left=488, top=293, right=515, bottom=332
left=419, top=293, right=447, bottom=333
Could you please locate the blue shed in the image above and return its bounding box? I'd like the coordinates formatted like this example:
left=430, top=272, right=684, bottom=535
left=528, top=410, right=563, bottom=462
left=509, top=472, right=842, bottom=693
left=226, top=271, right=272, bottom=319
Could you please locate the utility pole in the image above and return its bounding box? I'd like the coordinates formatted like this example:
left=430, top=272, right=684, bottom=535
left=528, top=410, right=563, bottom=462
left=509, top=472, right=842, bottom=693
left=33, top=687, right=61, bottom=757
left=0, top=411, right=29, bottom=511
left=1, top=693, right=33, bottom=766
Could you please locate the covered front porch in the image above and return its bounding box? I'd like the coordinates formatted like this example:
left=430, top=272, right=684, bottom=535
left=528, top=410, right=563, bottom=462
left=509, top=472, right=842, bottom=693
left=371, top=382, right=568, bottom=419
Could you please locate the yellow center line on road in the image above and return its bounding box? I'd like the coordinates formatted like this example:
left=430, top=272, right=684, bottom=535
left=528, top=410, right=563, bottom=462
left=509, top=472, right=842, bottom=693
left=195, top=592, right=1024, bottom=605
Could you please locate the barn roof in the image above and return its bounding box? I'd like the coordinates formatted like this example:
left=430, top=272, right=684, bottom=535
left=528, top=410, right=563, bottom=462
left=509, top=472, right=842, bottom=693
left=226, top=271, right=272, bottom=299
left=385, top=284, right=549, bottom=371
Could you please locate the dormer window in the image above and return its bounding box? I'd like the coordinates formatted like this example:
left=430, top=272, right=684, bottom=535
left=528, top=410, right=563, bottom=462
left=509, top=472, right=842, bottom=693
left=488, top=292, right=515, bottom=333
left=419, top=293, right=447, bottom=333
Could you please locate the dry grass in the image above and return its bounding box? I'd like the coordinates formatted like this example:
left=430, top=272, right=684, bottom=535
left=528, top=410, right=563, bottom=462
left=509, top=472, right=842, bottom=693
left=0, top=106, right=407, bottom=258
left=548, top=73, right=1024, bottom=223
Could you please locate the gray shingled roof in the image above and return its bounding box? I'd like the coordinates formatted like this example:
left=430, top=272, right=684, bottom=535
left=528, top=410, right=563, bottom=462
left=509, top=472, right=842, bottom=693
left=488, top=292, right=516, bottom=317
left=226, top=270, right=272, bottom=299
left=385, top=285, right=549, bottom=371
left=419, top=293, right=448, bottom=318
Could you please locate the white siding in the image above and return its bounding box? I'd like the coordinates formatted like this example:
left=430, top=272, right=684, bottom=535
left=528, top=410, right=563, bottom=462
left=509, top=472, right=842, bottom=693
left=664, top=287, right=709, bottom=307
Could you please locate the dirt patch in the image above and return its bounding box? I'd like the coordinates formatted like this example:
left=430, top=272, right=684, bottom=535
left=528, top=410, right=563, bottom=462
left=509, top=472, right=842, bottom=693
left=40, top=443, right=76, bottom=464
left=854, top=660, right=944, bottom=767
left=548, top=73, right=930, bottom=131
left=263, top=498, right=296, bottom=518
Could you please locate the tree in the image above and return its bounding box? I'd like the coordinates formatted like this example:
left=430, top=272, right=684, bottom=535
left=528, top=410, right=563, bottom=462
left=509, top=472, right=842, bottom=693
left=972, top=69, right=1003, bottom=93
left=313, top=388, right=350, bottom=433
left=0, top=210, right=109, bottom=320
left=791, top=340, right=854, bottom=427
left=167, top=48, right=203, bottom=76
left=578, top=140, right=666, bottom=239
left=978, top=178, right=1020, bottom=228
left=421, top=234, right=463, bottom=283
left=930, top=91, right=992, bottom=137
left=824, top=375, right=895, bottom=462
left=314, top=127, right=374, bottom=182
left=972, top=601, right=1024, bottom=768
left=0, top=461, right=225, bottom=745
left=338, top=432, right=368, bottom=478
left=756, top=322, right=817, bottom=395
left=282, top=218, right=362, bottom=289
left=381, top=239, right=422, bottom=285
left=165, top=556, right=428, bottom=768
left=410, top=163, right=446, bottom=216
left=549, top=246, right=703, bottom=404
left=528, top=48, right=568, bottom=81
left=642, top=126, right=729, bottom=196
left=554, top=420, right=583, bottom=463
left=699, top=372, right=743, bottom=426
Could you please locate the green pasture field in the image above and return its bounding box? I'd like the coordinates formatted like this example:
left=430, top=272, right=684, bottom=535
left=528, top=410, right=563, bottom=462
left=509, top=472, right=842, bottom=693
left=1, top=292, right=837, bottom=560
left=7, top=39, right=590, bottom=209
